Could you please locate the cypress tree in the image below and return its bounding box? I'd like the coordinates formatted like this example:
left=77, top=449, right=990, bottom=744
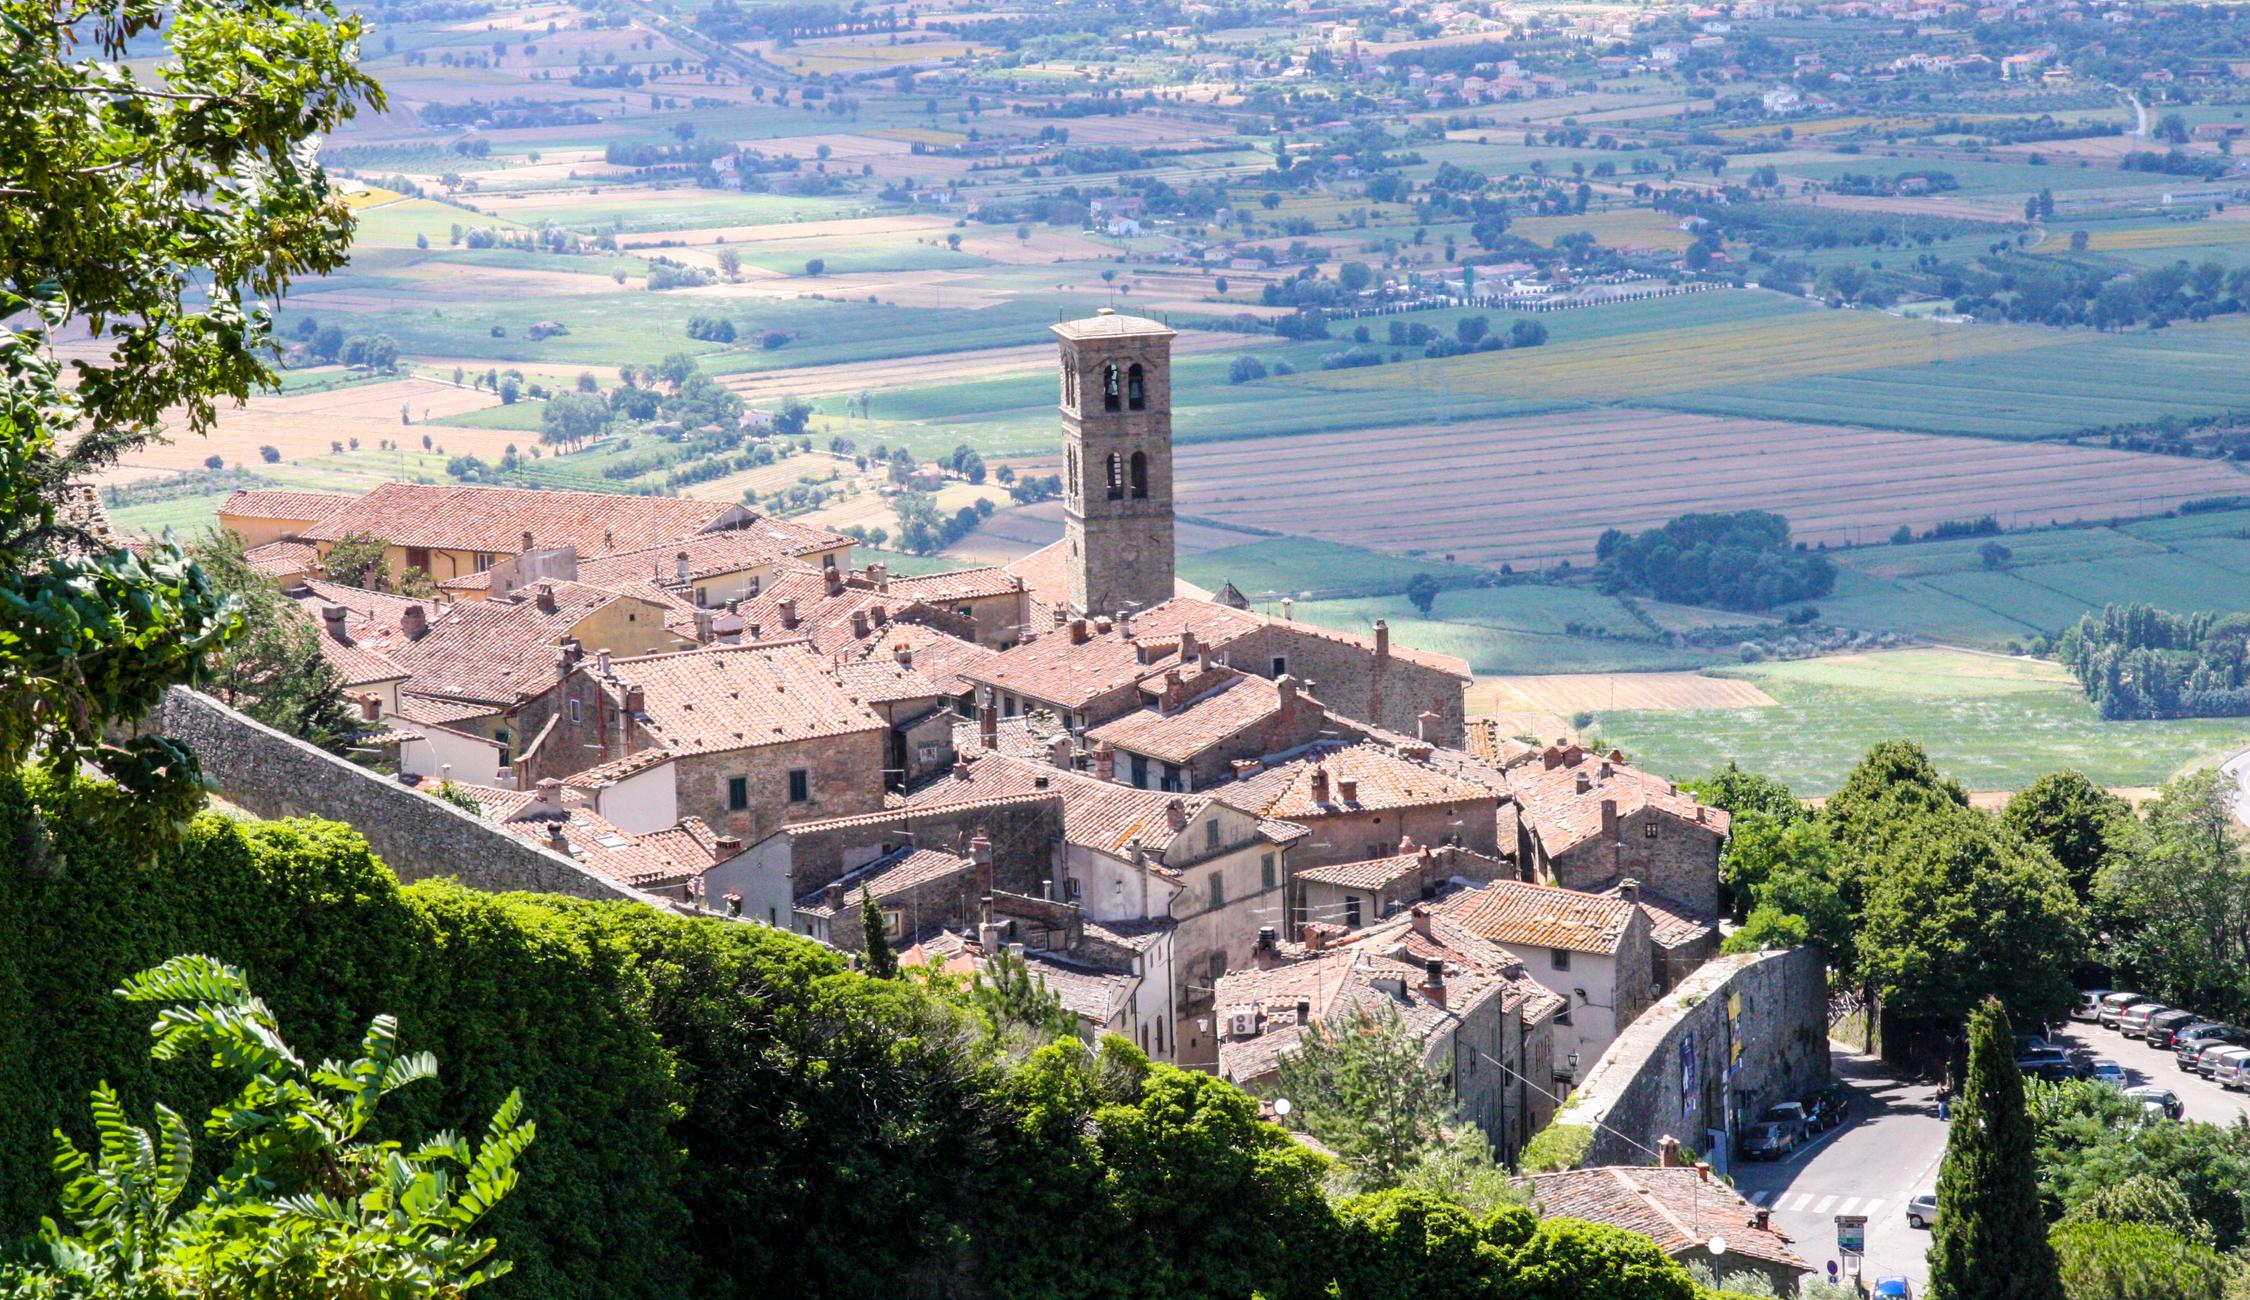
left=859, top=886, right=899, bottom=978
left=1928, top=998, right=2059, bottom=1300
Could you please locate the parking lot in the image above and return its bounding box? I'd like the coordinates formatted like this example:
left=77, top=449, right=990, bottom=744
left=2050, top=1016, right=2250, bottom=1127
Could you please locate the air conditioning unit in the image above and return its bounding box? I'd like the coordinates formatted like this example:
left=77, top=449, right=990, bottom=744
left=1229, top=1012, right=1258, bottom=1038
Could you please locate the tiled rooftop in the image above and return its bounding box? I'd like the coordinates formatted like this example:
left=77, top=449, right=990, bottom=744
left=243, top=539, right=321, bottom=578
left=1221, top=740, right=1497, bottom=820
left=902, top=751, right=1290, bottom=867
left=601, top=643, right=889, bottom=757
left=883, top=566, right=1023, bottom=604
left=1529, top=1167, right=1806, bottom=1274
left=296, top=481, right=743, bottom=557
left=218, top=489, right=357, bottom=525
left=1436, top=878, right=1641, bottom=956
left=794, top=845, right=975, bottom=918
left=1512, top=743, right=1731, bottom=857
left=1085, top=671, right=1286, bottom=764
left=384, top=582, right=679, bottom=705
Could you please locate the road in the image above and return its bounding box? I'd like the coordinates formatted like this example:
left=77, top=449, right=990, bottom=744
left=2222, top=748, right=2250, bottom=825
left=1729, top=1050, right=1946, bottom=1292
left=2050, top=1019, right=2250, bottom=1126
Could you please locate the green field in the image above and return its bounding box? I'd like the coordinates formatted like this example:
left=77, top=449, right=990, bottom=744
left=1595, top=649, right=2250, bottom=794
left=1178, top=537, right=1490, bottom=599
left=1285, top=584, right=1731, bottom=675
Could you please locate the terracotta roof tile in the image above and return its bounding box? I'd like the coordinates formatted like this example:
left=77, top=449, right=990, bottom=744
left=561, top=747, right=676, bottom=787
left=1603, top=886, right=1717, bottom=949
left=832, top=659, right=949, bottom=706
left=601, top=643, right=888, bottom=758
left=1003, top=539, right=1071, bottom=627
left=1512, top=745, right=1730, bottom=858
left=852, top=623, right=997, bottom=696
left=1086, top=672, right=1285, bottom=764
left=394, top=693, right=501, bottom=727
left=573, top=527, right=815, bottom=595
left=795, top=846, right=976, bottom=917
left=218, top=489, right=357, bottom=526
left=381, top=582, right=681, bottom=705
left=902, top=751, right=1288, bottom=865
left=1529, top=1167, right=1806, bottom=1274
left=243, top=539, right=321, bottom=578
left=1436, top=879, right=1641, bottom=955
left=297, top=481, right=744, bottom=556
left=884, top=566, right=1023, bottom=603
left=500, top=804, right=709, bottom=891
left=1221, top=741, right=1497, bottom=820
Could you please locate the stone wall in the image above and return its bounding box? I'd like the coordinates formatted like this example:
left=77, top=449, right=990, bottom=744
left=155, top=687, right=656, bottom=904
left=1555, top=948, right=1830, bottom=1170
left=1544, top=806, right=1724, bottom=920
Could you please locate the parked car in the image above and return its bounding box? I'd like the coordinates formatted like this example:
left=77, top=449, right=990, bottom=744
left=2195, top=1042, right=2248, bottom=1078
left=2016, top=1045, right=2074, bottom=1082
left=2073, top=989, right=2113, bottom=1021
left=1740, top=1122, right=1797, bottom=1161
left=2098, top=992, right=2145, bottom=1029
left=1805, top=1084, right=1850, bottom=1133
left=1905, top=1192, right=1938, bottom=1231
left=2180, top=1026, right=2250, bottom=1070
left=2090, top=1059, right=2127, bottom=1087
left=2121, top=1003, right=2171, bottom=1038
left=2146, top=1010, right=2200, bottom=1049
left=2167, top=1022, right=2225, bottom=1055
left=1760, top=1101, right=1810, bottom=1143
left=2218, top=1050, right=2250, bottom=1092
left=2125, top=1085, right=2184, bottom=1120
left=2065, top=1047, right=2098, bottom=1079
left=1874, top=1276, right=1914, bottom=1299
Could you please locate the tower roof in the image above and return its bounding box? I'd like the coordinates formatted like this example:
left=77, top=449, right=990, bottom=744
left=1051, top=308, right=1175, bottom=341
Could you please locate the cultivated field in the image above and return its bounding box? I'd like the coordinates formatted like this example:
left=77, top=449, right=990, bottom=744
left=1170, top=409, right=2248, bottom=569
left=1480, top=671, right=1779, bottom=716
left=99, top=377, right=520, bottom=486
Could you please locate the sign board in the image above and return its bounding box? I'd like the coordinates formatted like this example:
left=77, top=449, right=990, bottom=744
left=1680, top=1038, right=1698, bottom=1117
left=1835, top=1215, right=1867, bottom=1255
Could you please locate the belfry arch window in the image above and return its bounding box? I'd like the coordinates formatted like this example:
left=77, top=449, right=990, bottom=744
left=1103, top=363, right=1122, bottom=413
left=1127, top=364, right=1147, bottom=411
left=1106, top=452, right=1125, bottom=500
left=1130, top=451, right=1149, bottom=499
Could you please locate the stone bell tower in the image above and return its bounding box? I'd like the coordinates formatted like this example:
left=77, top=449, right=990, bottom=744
left=1052, top=308, right=1176, bottom=620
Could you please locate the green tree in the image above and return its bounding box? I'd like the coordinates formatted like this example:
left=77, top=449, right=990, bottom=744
left=1, top=954, right=532, bottom=1298
left=2050, top=1220, right=2236, bottom=1300
left=186, top=530, right=356, bottom=750
left=2097, top=771, right=2250, bottom=1021
left=1507, top=1218, right=1695, bottom=1300
left=1276, top=1006, right=1454, bottom=1190
left=968, top=945, right=1075, bottom=1043
left=2005, top=771, right=2131, bottom=903
left=321, top=532, right=392, bottom=589
left=859, top=886, right=899, bottom=979
left=1406, top=572, right=1440, bottom=617
left=1929, top=998, right=2061, bottom=1300
left=541, top=390, right=611, bottom=449
left=1330, top=1188, right=1515, bottom=1300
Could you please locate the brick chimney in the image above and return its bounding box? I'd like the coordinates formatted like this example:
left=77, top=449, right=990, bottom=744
left=1420, top=957, right=1446, bottom=1009
left=893, top=643, right=913, bottom=668
left=320, top=604, right=348, bottom=642
left=1303, top=925, right=1326, bottom=952
left=1574, top=770, right=1592, bottom=794
left=1069, top=617, right=1090, bottom=644
left=546, top=821, right=569, bottom=851
left=1337, top=775, right=1359, bottom=804
left=1658, top=1135, right=1686, bottom=1167
left=1161, top=668, right=1187, bottom=712
left=1310, top=765, right=1331, bottom=805
left=824, top=880, right=845, bottom=911
left=530, top=583, right=555, bottom=613
left=970, top=833, right=993, bottom=899
left=823, top=565, right=843, bottom=596
left=694, top=609, right=716, bottom=644
left=851, top=609, right=871, bottom=639
left=401, top=604, right=428, bottom=640
left=1094, top=615, right=1113, bottom=635
left=358, top=693, right=382, bottom=721
left=1373, top=619, right=1390, bottom=659
left=779, top=597, right=799, bottom=629
left=624, top=684, right=646, bottom=713
left=1093, top=742, right=1115, bottom=783
left=675, top=551, right=691, bottom=583
left=1601, top=797, right=1618, bottom=840
left=1618, top=877, right=1640, bottom=905
left=1165, top=798, right=1188, bottom=832
left=1178, top=628, right=1197, bottom=663
left=713, top=834, right=743, bottom=858
left=872, top=563, right=889, bottom=593
left=522, top=530, right=535, bottom=553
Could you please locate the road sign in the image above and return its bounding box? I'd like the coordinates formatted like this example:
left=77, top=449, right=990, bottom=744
left=1836, top=1215, right=1868, bottom=1255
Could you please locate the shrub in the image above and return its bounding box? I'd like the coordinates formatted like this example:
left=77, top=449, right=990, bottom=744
left=1516, top=1123, right=1594, bottom=1173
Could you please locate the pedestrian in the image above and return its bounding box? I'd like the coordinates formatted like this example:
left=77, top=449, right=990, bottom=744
left=1936, top=1080, right=1952, bottom=1120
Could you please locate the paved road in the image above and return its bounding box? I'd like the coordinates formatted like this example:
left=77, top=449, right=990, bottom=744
left=2051, top=1019, right=2250, bottom=1126
left=1730, top=1050, right=1946, bottom=1291
left=2221, top=749, right=2250, bottom=826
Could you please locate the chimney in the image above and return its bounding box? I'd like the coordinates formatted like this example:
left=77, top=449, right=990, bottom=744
left=894, top=643, right=913, bottom=668
left=1373, top=619, right=1390, bottom=659
left=1257, top=926, right=1278, bottom=951
left=873, top=563, right=890, bottom=593
left=534, top=583, right=557, bottom=614
left=624, top=684, right=645, bottom=713
left=1695, top=1162, right=1712, bottom=1183
left=532, top=777, right=566, bottom=813
left=1601, top=798, right=1618, bottom=840
left=1618, top=877, right=1640, bottom=905
left=546, top=822, right=569, bottom=850
left=872, top=603, right=887, bottom=625
left=823, top=565, right=843, bottom=596
left=1421, top=957, right=1446, bottom=1008
left=521, top=530, right=534, bottom=554
left=970, top=833, right=993, bottom=898
left=954, top=753, right=972, bottom=779
left=714, top=834, right=743, bottom=858
left=1544, top=746, right=1565, bottom=771
left=694, top=609, right=716, bottom=644
left=1280, top=596, right=1294, bottom=621
left=1696, top=805, right=1707, bottom=824
left=1116, top=608, right=1134, bottom=639
left=1231, top=758, right=1262, bottom=779
left=824, top=881, right=845, bottom=911
left=358, top=693, right=382, bottom=721
left=596, top=648, right=613, bottom=675
left=978, top=697, right=999, bottom=751
left=602, top=529, right=614, bottom=552
left=1417, top=710, right=1439, bottom=742
left=1094, top=615, right=1113, bottom=634
left=1337, top=775, right=1359, bottom=804
left=1165, top=798, right=1188, bottom=832
left=1296, top=998, right=1313, bottom=1025
left=1658, top=1135, right=1685, bottom=1167
left=675, top=551, right=691, bottom=583
left=1409, top=903, right=1433, bottom=938
left=1303, top=925, right=1326, bottom=952
left=320, top=604, right=348, bottom=642
left=1069, top=617, right=1089, bottom=644
left=1093, top=742, right=1115, bottom=783
left=401, top=604, right=428, bottom=640
left=1161, top=668, right=1186, bottom=711
left=1048, top=735, right=1072, bottom=770
left=1754, top=1209, right=1771, bottom=1232
left=851, top=609, right=870, bottom=639
left=1178, top=628, right=1197, bottom=663
left=1574, top=771, right=1592, bottom=794
left=1276, top=674, right=1298, bottom=708
left=1311, top=765, right=1331, bottom=805
left=779, top=597, right=799, bottom=629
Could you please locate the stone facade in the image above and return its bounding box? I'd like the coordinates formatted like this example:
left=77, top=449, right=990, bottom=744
left=1055, top=311, right=1176, bottom=620
left=1553, top=948, right=1831, bottom=1171
left=1237, top=621, right=1468, bottom=749
left=1536, top=803, right=1724, bottom=920
left=154, top=688, right=656, bottom=904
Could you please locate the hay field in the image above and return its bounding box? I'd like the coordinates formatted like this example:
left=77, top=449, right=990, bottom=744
left=97, top=378, right=520, bottom=485
left=2050, top=219, right=2250, bottom=253
left=1478, top=671, right=1778, bottom=716
left=1171, top=409, right=2248, bottom=569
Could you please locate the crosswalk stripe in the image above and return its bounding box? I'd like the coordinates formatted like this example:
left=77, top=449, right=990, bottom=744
left=1863, top=1200, right=1884, bottom=1217
left=1790, top=1193, right=1818, bottom=1213
left=1835, top=1197, right=1861, bottom=1215
left=1812, top=1195, right=1838, bottom=1215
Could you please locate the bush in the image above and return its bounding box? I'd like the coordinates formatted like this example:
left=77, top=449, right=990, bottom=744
left=1516, top=1123, right=1594, bottom=1173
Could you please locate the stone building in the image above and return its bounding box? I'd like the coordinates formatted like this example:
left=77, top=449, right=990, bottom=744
left=1293, top=842, right=1509, bottom=933
left=1528, top=1163, right=1808, bottom=1294
left=1512, top=742, right=1729, bottom=920
left=1435, top=878, right=1657, bottom=1087
left=1219, top=739, right=1505, bottom=872
left=509, top=643, right=891, bottom=843
left=796, top=843, right=987, bottom=952
left=1055, top=309, right=1177, bottom=620
left=1086, top=665, right=1328, bottom=792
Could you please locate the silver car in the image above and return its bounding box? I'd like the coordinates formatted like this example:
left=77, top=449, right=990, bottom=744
left=2073, top=990, right=2112, bottom=1022
left=1905, top=1192, right=1938, bottom=1230
left=2210, top=1047, right=2250, bottom=1089
left=2196, top=1042, right=2244, bottom=1078
left=2098, top=992, right=2144, bottom=1028
left=2121, top=1003, right=2169, bottom=1038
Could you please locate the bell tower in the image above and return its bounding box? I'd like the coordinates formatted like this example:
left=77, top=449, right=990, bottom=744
left=1052, top=308, right=1176, bottom=620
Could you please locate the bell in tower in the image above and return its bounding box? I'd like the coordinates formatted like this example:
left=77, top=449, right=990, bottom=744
left=1052, top=308, right=1176, bottom=620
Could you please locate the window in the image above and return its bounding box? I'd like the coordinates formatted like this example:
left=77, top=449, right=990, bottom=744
left=1644, top=821, right=1660, bottom=839
left=1270, top=656, right=1288, bottom=678
left=1127, top=364, right=1147, bottom=411
left=695, top=587, right=710, bottom=607
left=493, top=730, right=511, bottom=770
left=1103, top=363, right=1122, bottom=413
left=1004, top=695, right=1018, bottom=717
left=881, top=908, right=903, bottom=938
left=1209, top=871, right=1225, bottom=908
left=1161, top=762, right=1183, bottom=792
left=1550, top=947, right=1572, bottom=971
left=567, top=699, right=581, bottom=723
left=1344, top=898, right=1362, bottom=929
left=1129, top=451, right=1148, bottom=499
left=1106, top=452, right=1124, bottom=500
left=1131, top=754, right=1149, bottom=787
left=787, top=769, right=811, bottom=803
left=1261, top=853, right=1276, bottom=890
left=1555, top=1005, right=1574, bottom=1028
left=1206, top=820, right=1221, bottom=851
left=727, top=777, right=749, bottom=811
left=747, top=576, right=761, bottom=597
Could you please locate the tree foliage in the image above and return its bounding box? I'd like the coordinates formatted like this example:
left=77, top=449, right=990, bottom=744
left=2049, top=1220, right=2240, bottom=1300
left=1276, top=1007, right=1456, bottom=1191
left=2096, top=770, right=2250, bottom=1024
left=1593, top=511, right=1834, bottom=612
left=2004, top=771, right=2131, bottom=903
left=1930, top=999, right=2061, bottom=1300
left=184, top=530, right=355, bottom=751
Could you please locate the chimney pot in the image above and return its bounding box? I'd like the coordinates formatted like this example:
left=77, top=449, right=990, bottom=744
left=1311, top=766, right=1331, bottom=805
left=1337, top=776, right=1359, bottom=804
left=825, top=881, right=844, bottom=910
left=1658, top=1136, right=1685, bottom=1167
left=534, top=583, right=557, bottom=613
left=624, top=683, right=645, bottom=713
left=1070, top=617, right=1089, bottom=643
left=1295, top=997, right=1312, bottom=1024
left=1619, top=878, right=1640, bottom=905
left=714, top=834, right=743, bottom=856
left=1257, top=926, right=1277, bottom=950
left=694, top=609, right=717, bottom=643
left=1178, top=628, right=1197, bottom=662
left=675, top=551, right=691, bottom=582
left=1695, top=1162, right=1711, bottom=1183
left=779, top=597, right=799, bottom=629
left=401, top=604, right=428, bottom=640
left=1373, top=619, right=1390, bottom=658
left=359, top=693, right=381, bottom=721
left=1574, top=771, right=1592, bottom=793
left=1754, top=1209, right=1771, bottom=1231
left=851, top=610, right=870, bottom=639
left=1116, top=608, right=1134, bottom=639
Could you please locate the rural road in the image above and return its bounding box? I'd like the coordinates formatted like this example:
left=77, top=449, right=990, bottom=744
left=1730, top=1051, right=1944, bottom=1292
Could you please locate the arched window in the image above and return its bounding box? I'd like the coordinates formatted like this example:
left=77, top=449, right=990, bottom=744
left=1106, top=452, right=1124, bottom=500
left=1130, top=451, right=1149, bottom=499
left=1103, top=363, right=1122, bottom=413
left=1127, top=364, right=1147, bottom=411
